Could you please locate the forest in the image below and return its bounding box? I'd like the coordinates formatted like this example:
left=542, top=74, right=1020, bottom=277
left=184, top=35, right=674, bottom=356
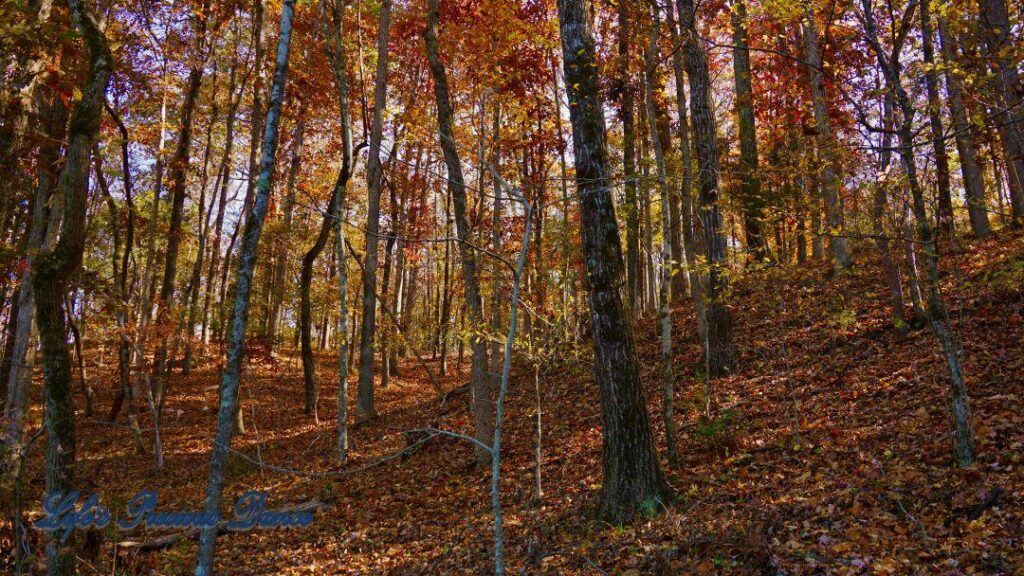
left=0, top=0, right=1022, bottom=572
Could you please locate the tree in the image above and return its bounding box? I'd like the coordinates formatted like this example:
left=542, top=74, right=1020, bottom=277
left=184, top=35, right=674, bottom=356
left=425, top=0, right=493, bottom=465
left=975, top=0, right=1023, bottom=225
left=356, top=0, right=392, bottom=421
left=555, top=0, right=672, bottom=521
left=935, top=10, right=989, bottom=237
left=677, top=0, right=735, bottom=378
left=801, top=0, right=852, bottom=271
left=643, top=0, right=678, bottom=466
left=859, top=0, right=974, bottom=466
left=32, top=0, right=112, bottom=572
left=729, top=0, right=769, bottom=261
left=195, top=0, right=297, bottom=570
left=325, top=0, right=356, bottom=462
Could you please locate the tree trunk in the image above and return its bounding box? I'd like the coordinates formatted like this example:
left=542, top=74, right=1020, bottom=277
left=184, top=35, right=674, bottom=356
left=936, top=15, right=989, bottom=238
left=355, top=0, right=392, bottom=420
left=802, top=3, right=851, bottom=271
left=644, top=1, right=678, bottom=467
left=919, top=0, right=955, bottom=237
left=618, top=0, right=641, bottom=315
left=267, top=100, right=307, bottom=351
left=426, top=0, right=493, bottom=465
left=33, top=3, right=112, bottom=572
left=678, top=0, right=734, bottom=378
left=666, top=1, right=707, bottom=344
left=195, top=0, right=296, bottom=571
left=556, top=0, right=671, bottom=522
left=862, top=0, right=974, bottom=466
left=729, top=0, right=768, bottom=261
left=976, top=0, right=1024, bottom=225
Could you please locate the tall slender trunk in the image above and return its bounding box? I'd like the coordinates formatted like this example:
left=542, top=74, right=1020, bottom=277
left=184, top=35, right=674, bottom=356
left=644, top=1, right=678, bottom=467
left=556, top=0, right=671, bottom=522
left=426, top=0, right=492, bottom=464
left=195, top=0, right=296, bottom=571
left=267, top=100, right=307, bottom=351
left=666, top=1, right=707, bottom=343
left=862, top=0, right=974, bottom=466
left=871, top=93, right=906, bottom=330
left=920, top=0, right=954, bottom=237
left=356, top=0, right=392, bottom=420
left=151, top=6, right=211, bottom=469
left=618, top=0, right=641, bottom=315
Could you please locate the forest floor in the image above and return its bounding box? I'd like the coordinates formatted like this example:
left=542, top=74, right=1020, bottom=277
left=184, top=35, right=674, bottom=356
left=7, top=231, right=1024, bottom=575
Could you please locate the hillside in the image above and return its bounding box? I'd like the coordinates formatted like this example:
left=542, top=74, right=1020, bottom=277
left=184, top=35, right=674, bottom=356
left=8, top=232, right=1023, bottom=575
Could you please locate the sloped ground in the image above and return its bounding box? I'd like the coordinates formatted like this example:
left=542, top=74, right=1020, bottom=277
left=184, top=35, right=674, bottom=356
left=7, top=231, right=1023, bottom=575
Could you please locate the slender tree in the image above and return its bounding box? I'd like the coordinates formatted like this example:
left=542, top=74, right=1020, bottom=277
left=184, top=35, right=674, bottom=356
left=425, top=0, right=493, bottom=465
left=678, top=0, right=735, bottom=378
left=195, top=0, right=297, bottom=570
left=356, top=0, right=392, bottom=420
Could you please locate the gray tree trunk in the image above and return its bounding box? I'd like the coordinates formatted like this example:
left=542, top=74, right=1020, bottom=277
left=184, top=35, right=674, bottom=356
left=802, top=4, right=851, bottom=271
left=678, top=0, right=734, bottom=378
left=556, top=0, right=671, bottom=522
left=936, top=15, right=989, bottom=237
left=356, top=0, right=392, bottom=420
left=426, top=0, right=493, bottom=465
left=644, top=1, right=678, bottom=467
left=194, top=0, right=296, bottom=571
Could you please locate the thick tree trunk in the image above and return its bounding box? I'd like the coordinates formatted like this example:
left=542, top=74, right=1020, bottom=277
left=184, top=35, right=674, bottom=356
left=556, top=0, right=671, bottom=522
left=195, top=0, right=296, bottom=571
left=33, top=3, right=112, bottom=573
left=356, top=0, right=392, bottom=420
left=729, top=0, right=768, bottom=261
left=802, top=4, right=851, bottom=271
left=976, top=0, right=1024, bottom=225
left=678, top=0, right=734, bottom=378
left=426, top=0, right=493, bottom=465
left=4, top=89, right=66, bottom=457
left=936, top=15, right=989, bottom=238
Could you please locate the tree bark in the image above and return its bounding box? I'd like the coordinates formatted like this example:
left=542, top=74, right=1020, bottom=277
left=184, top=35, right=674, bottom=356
left=678, top=0, right=734, bottom=378
left=802, top=2, right=851, bottom=271
left=729, top=0, right=768, bottom=261
left=195, top=0, right=296, bottom=571
left=936, top=14, right=989, bottom=237
left=644, top=1, right=678, bottom=467
left=919, top=0, right=955, bottom=237
left=425, top=0, right=493, bottom=465
left=356, top=0, right=392, bottom=420
left=33, top=2, right=112, bottom=573
left=556, top=0, right=671, bottom=522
